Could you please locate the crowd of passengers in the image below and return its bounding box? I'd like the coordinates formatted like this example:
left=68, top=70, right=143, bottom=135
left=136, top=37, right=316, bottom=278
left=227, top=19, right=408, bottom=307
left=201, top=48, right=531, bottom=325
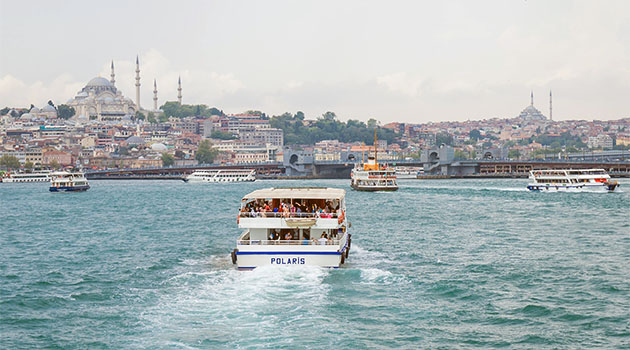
left=240, top=199, right=340, bottom=218
left=265, top=229, right=341, bottom=245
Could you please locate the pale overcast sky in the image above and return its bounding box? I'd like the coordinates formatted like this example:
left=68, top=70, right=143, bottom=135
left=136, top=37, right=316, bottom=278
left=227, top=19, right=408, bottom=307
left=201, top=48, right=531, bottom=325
left=1, top=0, right=629, bottom=122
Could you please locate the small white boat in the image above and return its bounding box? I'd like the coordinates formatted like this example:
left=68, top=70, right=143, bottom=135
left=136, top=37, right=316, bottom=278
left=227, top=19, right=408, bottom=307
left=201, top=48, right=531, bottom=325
left=49, top=171, right=90, bottom=192
left=233, top=187, right=350, bottom=270
left=1, top=170, right=51, bottom=183
left=527, top=169, right=620, bottom=192
left=183, top=169, right=256, bottom=183
left=394, top=166, right=423, bottom=179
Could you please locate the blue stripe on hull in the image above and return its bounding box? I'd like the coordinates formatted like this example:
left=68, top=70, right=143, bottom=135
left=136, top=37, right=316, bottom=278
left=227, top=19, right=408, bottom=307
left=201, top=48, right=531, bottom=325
left=237, top=266, right=339, bottom=270
left=236, top=251, right=341, bottom=255
left=49, top=185, right=90, bottom=192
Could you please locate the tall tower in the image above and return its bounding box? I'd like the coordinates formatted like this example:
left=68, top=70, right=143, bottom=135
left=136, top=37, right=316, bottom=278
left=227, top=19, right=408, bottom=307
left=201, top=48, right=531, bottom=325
left=110, top=60, right=115, bottom=85
left=153, top=79, right=158, bottom=111
left=177, top=76, right=182, bottom=104
left=549, top=90, right=553, bottom=120
left=530, top=90, right=534, bottom=106
left=135, top=55, right=141, bottom=109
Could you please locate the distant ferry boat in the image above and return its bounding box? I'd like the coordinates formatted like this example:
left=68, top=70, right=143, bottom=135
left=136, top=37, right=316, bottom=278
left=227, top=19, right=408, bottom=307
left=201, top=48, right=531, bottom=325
left=527, top=169, right=620, bottom=192
left=182, top=169, right=256, bottom=183
left=49, top=171, right=90, bottom=192
left=395, top=166, right=423, bottom=179
left=1, top=170, right=51, bottom=183
left=350, top=130, right=398, bottom=191
left=233, top=187, right=350, bottom=270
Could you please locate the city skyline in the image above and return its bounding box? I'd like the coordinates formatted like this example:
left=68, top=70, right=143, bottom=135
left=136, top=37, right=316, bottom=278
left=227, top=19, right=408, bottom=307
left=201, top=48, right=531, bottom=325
left=1, top=0, right=629, bottom=122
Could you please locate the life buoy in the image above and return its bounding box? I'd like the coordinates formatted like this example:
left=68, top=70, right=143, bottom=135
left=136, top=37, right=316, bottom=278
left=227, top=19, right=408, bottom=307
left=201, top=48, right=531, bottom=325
left=231, top=249, right=238, bottom=264
left=237, top=215, right=240, bottom=224
left=337, top=210, right=345, bottom=224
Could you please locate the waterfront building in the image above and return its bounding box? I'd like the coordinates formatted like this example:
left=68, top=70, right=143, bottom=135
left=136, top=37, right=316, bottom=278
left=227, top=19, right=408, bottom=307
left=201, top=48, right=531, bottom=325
left=588, top=134, right=613, bottom=149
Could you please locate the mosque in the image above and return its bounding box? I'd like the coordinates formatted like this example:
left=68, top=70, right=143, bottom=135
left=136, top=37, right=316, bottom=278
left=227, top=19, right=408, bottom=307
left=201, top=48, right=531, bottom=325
left=66, top=56, right=183, bottom=121
left=517, top=91, right=550, bottom=121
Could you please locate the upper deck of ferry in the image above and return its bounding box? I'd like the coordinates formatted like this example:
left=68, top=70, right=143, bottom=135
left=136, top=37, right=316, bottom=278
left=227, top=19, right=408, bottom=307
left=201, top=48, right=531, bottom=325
left=238, top=187, right=346, bottom=230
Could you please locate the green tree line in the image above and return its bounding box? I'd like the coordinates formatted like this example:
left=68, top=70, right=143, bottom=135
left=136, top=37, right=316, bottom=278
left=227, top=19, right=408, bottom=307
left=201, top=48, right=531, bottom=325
left=270, top=111, right=397, bottom=145
left=160, top=102, right=224, bottom=118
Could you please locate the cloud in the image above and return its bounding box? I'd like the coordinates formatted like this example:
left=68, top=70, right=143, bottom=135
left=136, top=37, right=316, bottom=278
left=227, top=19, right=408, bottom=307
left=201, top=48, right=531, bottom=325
left=0, top=73, right=83, bottom=107
left=376, top=73, right=423, bottom=97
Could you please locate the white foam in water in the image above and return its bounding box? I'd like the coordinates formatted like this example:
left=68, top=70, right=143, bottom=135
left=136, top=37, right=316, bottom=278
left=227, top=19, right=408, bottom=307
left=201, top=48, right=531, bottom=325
left=360, top=268, right=393, bottom=282
left=142, top=261, right=333, bottom=346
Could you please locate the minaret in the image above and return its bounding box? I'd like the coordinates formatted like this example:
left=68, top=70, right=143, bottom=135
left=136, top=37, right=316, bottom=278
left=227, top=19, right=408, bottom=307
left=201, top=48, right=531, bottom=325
left=177, top=76, right=182, bottom=104
left=110, top=60, right=115, bottom=85
left=549, top=90, right=553, bottom=120
left=135, top=55, right=141, bottom=109
left=153, top=79, right=158, bottom=111
left=530, top=90, right=534, bottom=106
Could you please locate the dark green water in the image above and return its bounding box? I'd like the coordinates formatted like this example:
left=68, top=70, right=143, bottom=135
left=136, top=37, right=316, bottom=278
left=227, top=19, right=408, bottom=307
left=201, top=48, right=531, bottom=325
left=1, top=179, right=629, bottom=349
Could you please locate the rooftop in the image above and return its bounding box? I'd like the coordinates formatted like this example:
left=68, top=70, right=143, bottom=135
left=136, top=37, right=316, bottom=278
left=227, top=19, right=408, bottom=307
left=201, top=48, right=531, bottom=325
left=243, top=187, right=346, bottom=200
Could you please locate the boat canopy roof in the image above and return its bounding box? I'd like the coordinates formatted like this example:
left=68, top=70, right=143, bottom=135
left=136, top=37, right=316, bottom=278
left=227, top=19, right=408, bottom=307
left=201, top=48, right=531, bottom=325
left=243, top=187, right=346, bottom=200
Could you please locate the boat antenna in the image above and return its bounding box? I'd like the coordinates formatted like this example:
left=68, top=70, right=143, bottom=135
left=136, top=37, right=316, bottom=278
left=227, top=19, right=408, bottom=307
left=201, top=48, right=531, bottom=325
left=374, top=128, right=378, bottom=168
left=362, top=142, right=365, bottom=164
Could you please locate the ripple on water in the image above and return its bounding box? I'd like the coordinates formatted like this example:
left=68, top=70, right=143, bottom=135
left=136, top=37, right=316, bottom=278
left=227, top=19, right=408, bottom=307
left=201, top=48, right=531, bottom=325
left=1, top=178, right=629, bottom=349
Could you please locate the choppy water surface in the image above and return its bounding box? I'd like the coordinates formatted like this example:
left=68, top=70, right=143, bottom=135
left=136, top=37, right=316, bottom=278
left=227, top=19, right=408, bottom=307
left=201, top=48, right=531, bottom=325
left=1, top=179, right=629, bottom=349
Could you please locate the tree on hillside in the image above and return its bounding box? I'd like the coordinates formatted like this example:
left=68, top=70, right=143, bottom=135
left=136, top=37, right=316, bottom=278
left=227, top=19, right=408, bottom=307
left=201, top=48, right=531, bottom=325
left=136, top=111, right=146, bottom=121
left=24, top=161, right=34, bottom=170
left=436, top=133, right=453, bottom=146
left=161, top=153, right=175, bottom=167
left=508, top=149, right=521, bottom=159
left=195, top=139, right=218, bottom=164
left=0, top=155, right=21, bottom=169
left=57, top=104, right=75, bottom=119
left=469, top=129, right=481, bottom=140
left=0, top=107, right=10, bottom=115
left=49, top=159, right=61, bottom=170
left=160, top=102, right=224, bottom=118
left=158, top=113, right=169, bottom=123
left=210, top=130, right=237, bottom=140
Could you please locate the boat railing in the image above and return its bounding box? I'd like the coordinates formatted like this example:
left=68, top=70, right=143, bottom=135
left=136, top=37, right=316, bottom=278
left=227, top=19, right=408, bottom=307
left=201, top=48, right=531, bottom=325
left=237, top=239, right=341, bottom=246
left=239, top=211, right=339, bottom=219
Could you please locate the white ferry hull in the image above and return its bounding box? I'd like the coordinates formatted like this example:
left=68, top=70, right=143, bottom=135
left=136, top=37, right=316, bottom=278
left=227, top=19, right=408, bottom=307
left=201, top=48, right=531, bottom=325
left=3, top=178, right=49, bottom=183
left=235, top=235, right=350, bottom=270
left=49, top=184, right=90, bottom=192
left=527, top=183, right=619, bottom=192
left=235, top=251, right=345, bottom=270
left=350, top=183, right=398, bottom=191
left=184, top=177, right=255, bottom=183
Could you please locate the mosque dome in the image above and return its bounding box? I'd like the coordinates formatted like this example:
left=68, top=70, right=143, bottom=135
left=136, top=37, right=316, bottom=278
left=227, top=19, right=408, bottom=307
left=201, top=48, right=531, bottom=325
left=86, top=77, right=113, bottom=87
left=20, top=113, right=33, bottom=120
left=41, top=105, right=56, bottom=112
left=30, top=106, right=40, bottom=113
left=126, top=136, right=145, bottom=145
left=151, top=143, right=167, bottom=151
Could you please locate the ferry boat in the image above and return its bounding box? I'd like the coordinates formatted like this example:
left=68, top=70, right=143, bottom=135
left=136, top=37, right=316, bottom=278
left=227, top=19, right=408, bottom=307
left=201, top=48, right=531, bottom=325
left=394, top=166, right=423, bottom=179
left=49, top=171, right=90, bottom=192
left=182, top=169, right=256, bottom=183
left=527, top=169, right=620, bottom=192
left=1, top=170, right=51, bottom=183
left=233, top=187, right=351, bottom=270
left=350, top=130, right=398, bottom=191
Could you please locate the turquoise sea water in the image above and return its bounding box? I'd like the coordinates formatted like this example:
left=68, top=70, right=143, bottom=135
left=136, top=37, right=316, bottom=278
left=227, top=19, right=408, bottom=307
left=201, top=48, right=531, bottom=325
left=1, top=179, right=629, bottom=349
